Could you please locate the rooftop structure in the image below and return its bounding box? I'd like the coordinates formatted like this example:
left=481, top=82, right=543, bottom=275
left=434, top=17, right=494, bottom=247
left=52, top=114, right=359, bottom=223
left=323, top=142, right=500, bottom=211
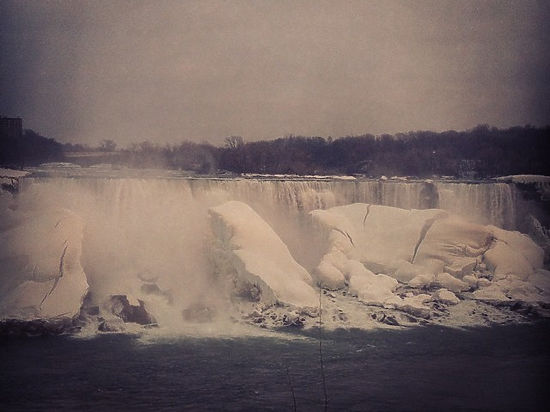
left=0, top=116, right=23, bottom=139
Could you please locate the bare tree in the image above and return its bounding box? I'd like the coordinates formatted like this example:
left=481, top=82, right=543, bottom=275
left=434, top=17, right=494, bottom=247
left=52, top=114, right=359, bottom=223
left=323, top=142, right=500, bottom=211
left=100, top=139, right=117, bottom=152
left=224, top=135, right=244, bottom=150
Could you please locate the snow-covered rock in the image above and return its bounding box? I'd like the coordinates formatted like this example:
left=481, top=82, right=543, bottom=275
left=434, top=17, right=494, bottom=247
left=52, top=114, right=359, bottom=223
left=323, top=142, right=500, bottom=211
left=433, top=272, right=469, bottom=293
left=484, top=226, right=544, bottom=280
left=385, top=294, right=432, bottom=318
left=311, top=203, right=446, bottom=275
left=348, top=264, right=397, bottom=305
left=408, top=273, right=436, bottom=288
left=394, top=260, right=426, bottom=283
left=312, top=203, right=543, bottom=283
left=314, top=260, right=346, bottom=290
left=484, top=241, right=534, bottom=281
left=473, top=284, right=510, bottom=302
left=0, top=209, right=88, bottom=320
left=488, top=226, right=544, bottom=269
left=477, top=278, right=492, bottom=287
left=311, top=204, right=494, bottom=281
left=311, top=202, right=548, bottom=316
left=413, top=216, right=491, bottom=278
left=470, top=271, right=550, bottom=305
left=463, top=274, right=479, bottom=288
left=432, top=289, right=460, bottom=305
left=209, top=201, right=318, bottom=308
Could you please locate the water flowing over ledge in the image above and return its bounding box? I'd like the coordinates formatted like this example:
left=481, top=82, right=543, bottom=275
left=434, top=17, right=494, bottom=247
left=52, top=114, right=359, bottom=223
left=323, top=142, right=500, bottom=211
left=1, top=169, right=549, bottom=337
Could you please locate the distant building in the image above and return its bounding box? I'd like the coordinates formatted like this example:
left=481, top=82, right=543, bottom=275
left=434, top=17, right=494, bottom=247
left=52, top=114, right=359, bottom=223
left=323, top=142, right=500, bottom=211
left=0, top=116, right=23, bottom=139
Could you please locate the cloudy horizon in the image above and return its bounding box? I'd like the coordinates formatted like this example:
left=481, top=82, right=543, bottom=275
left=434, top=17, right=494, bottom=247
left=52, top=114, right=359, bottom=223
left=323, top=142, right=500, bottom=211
left=1, top=0, right=549, bottom=146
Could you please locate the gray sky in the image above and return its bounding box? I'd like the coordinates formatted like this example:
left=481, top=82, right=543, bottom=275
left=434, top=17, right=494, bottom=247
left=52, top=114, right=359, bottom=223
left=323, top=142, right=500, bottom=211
left=1, top=0, right=549, bottom=146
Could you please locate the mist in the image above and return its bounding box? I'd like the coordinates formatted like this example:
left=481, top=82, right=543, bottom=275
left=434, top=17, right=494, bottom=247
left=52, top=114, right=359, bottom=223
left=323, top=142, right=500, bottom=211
left=1, top=0, right=549, bottom=146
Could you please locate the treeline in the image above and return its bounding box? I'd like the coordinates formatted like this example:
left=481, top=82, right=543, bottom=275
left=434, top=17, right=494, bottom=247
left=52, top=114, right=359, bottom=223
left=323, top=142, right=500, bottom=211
left=2, top=125, right=549, bottom=178
left=106, top=125, right=550, bottom=178
left=0, top=129, right=63, bottom=168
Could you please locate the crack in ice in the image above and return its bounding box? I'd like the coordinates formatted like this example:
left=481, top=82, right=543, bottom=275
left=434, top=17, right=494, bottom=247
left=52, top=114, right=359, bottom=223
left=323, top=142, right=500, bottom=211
left=39, top=240, right=68, bottom=309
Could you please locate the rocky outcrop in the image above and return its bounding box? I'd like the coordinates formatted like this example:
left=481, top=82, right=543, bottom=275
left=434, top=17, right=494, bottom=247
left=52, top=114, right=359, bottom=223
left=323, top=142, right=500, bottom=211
left=105, top=295, right=156, bottom=325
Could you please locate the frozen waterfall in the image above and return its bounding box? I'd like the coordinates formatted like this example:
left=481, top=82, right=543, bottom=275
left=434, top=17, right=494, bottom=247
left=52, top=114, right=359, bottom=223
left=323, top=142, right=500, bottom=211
left=1, top=174, right=547, bottom=335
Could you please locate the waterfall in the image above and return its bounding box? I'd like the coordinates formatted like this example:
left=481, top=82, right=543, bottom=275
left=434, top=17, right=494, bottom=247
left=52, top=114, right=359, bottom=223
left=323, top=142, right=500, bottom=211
left=12, top=177, right=519, bottom=288
left=435, top=182, right=516, bottom=229
left=2, top=174, right=542, bottom=330
left=18, top=176, right=518, bottom=228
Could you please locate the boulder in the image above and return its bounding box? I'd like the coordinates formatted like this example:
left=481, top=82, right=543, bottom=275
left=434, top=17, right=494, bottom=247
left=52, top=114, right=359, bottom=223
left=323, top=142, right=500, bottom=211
left=433, top=272, right=469, bottom=293
left=432, top=289, right=460, bottom=305
left=105, top=295, right=156, bottom=325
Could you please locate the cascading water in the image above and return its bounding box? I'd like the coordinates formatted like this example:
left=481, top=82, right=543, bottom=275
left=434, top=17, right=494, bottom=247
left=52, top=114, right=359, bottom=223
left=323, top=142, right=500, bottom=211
left=14, top=177, right=521, bottom=279
left=3, top=172, right=542, bottom=335
left=435, top=182, right=517, bottom=229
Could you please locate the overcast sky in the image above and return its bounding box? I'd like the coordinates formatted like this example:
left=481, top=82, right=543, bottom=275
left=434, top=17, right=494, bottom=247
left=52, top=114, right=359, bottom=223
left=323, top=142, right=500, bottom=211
left=1, top=0, right=549, bottom=146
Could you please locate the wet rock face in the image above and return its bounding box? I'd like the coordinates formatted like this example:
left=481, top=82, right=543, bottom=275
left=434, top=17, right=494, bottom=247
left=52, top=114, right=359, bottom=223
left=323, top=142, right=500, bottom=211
left=107, top=295, right=156, bottom=325
left=233, top=280, right=262, bottom=302
left=98, top=318, right=126, bottom=332
left=282, top=313, right=305, bottom=328
left=371, top=312, right=400, bottom=326
left=0, top=318, right=79, bottom=338
left=419, top=182, right=439, bottom=209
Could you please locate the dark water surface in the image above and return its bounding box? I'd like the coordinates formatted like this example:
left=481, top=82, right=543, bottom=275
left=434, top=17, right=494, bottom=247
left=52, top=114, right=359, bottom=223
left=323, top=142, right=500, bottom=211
left=1, top=323, right=549, bottom=411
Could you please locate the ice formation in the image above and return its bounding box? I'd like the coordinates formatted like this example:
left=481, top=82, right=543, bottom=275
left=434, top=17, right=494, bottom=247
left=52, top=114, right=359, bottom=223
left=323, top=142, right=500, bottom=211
left=311, top=203, right=548, bottom=318
left=0, top=171, right=549, bottom=335
left=0, top=209, right=88, bottom=319
left=209, top=200, right=318, bottom=308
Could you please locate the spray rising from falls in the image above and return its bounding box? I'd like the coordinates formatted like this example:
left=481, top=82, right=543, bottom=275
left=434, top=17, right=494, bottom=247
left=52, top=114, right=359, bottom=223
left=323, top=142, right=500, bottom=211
left=0, top=175, right=548, bottom=335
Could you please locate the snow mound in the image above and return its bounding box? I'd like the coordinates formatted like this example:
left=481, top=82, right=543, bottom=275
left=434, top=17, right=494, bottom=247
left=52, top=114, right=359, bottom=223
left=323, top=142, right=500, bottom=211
left=311, top=203, right=547, bottom=314
left=433, top=272, right=469, bottom=292
left=0, top=209, right=88, bottom=320
left=209, top=201, right=318, bottom=308
left=311, top=203, right=446, bottom=275
left=311, top=203, right=491, bottom=282
left=414, top=216, right=491, bottom=278
left=484, top=226, right=544, bottom=280
left=347, top=263, right=398, bottom=305
left=432, top=289, right=460, bottom=305
left=384, top=294, right=432, bottom=318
